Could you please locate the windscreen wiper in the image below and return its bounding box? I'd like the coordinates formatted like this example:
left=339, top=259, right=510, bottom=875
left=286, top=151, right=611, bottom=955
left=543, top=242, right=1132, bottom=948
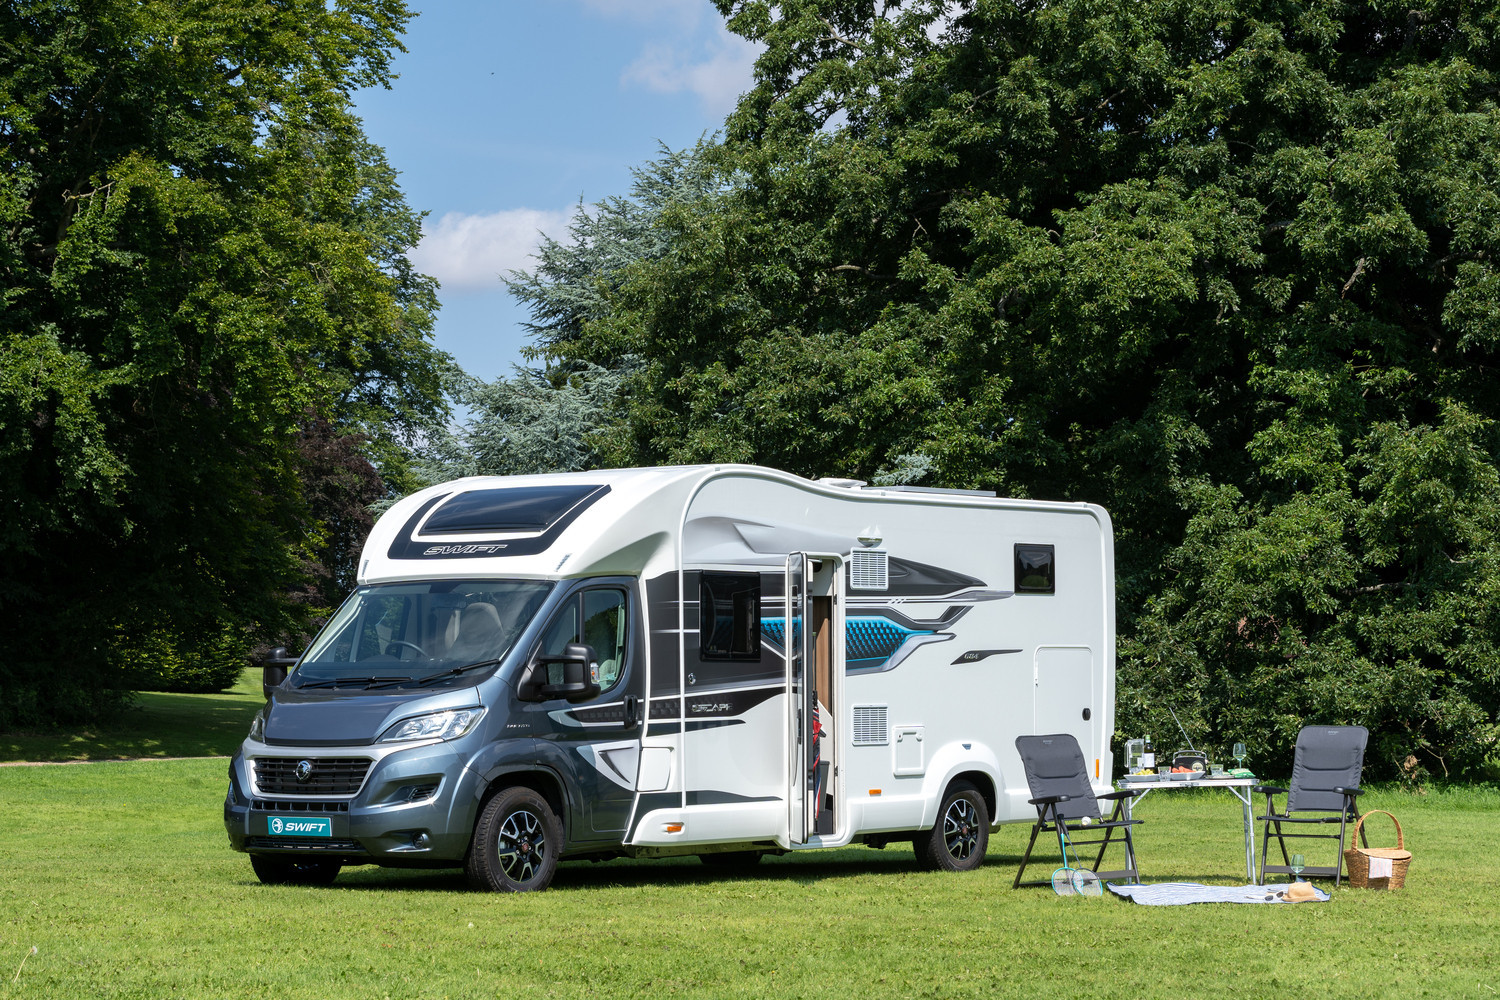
left=363, top=675, right=414, bottom=689
left=295, top=675, right=412, bottom=690
left=415, top=658, right=504, bottom=686
left=296, top=676, right=375, bottom=689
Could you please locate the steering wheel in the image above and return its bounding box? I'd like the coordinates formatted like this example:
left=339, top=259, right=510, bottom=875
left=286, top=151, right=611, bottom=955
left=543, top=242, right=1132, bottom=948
left=384, top=640, right=427, bottom=659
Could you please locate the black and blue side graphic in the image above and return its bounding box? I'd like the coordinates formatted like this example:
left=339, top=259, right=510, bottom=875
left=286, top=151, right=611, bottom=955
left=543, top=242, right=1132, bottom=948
left=760, top=615, right=952, bottom=673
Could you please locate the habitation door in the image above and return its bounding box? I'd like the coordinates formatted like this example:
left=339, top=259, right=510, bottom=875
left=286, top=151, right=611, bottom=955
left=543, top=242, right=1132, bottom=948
left=1034, top=645, right=1096, bottom=769
left=784, top=551, right=815, bottom=845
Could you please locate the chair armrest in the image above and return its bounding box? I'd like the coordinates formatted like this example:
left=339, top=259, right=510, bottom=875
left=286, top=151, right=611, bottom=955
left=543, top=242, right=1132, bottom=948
left=1334, top=786, right=1363, bottom=797
left=1252, top=784, right=1287, bottom=795
left=1027, top=794, right=1071, bottom=806
left=1096, top=789, right=1135, bottom=801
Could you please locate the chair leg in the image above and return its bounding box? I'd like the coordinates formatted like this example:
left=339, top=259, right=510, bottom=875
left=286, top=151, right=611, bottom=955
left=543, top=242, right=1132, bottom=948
left=1121, top=825, right=1140, bottom=884
left=1013, top=821, right=1044, bottom=889
left=1258, top=818, right=1270, bottom=884
left=1092, top=823, right=1115, bottom=874
left=1335, top=811, right=1348, bottom=887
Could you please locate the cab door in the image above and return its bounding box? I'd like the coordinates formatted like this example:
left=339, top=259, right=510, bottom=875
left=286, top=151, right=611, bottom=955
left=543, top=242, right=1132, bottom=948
left=533, top=582, right=643, bottom=838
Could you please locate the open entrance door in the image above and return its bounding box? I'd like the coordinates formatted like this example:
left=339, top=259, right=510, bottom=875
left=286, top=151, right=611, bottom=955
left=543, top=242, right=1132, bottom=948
left=785, top=552, right=843, bottom=846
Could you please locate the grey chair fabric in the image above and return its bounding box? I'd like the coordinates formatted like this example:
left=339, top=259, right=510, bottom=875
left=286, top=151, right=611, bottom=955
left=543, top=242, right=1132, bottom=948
left=1013, top=734, right=1142, bottom=888
left=1256, top=724, right=1368, bottom=885
left=1285, top=726, right=1368, bottom=813
left=1015, top=734, right=1106, bottom=823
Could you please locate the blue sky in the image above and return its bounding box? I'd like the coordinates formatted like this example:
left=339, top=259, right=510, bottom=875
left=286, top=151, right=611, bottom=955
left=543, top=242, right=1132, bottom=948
left=352, top=1, right=758, bottom=382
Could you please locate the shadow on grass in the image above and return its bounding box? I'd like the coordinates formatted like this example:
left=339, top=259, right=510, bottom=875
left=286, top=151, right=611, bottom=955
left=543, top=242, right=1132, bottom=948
left=266, top=845, right=1037, bottom=895
left=0, top=671, right=263, bottom=763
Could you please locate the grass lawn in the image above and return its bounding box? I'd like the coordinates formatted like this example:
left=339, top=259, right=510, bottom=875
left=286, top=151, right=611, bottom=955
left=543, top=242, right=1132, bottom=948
left=0, top=758, right=1494, bottom=1000
left=0, top=672, right=263, bottom=763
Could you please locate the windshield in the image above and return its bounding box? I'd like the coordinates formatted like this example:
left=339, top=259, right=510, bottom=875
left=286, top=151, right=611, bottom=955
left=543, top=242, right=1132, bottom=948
left=294, top=580, right=554, bottom=690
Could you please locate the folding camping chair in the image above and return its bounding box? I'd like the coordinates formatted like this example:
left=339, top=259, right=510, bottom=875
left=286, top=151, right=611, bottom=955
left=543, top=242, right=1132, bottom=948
left=1255, top=725, right=1368, bottom=886
left=1013, top=734, right=1143, bottom=888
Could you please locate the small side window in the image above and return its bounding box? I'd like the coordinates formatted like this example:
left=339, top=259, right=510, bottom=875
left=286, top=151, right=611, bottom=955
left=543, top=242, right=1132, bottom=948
left=1015, top=544, right=1055, bottom=595
left=700, top=572, right=760, bottom=661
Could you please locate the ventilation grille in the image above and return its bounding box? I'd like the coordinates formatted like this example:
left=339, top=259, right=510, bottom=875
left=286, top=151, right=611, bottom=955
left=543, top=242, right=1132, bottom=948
left=852, top=705, right=889, bottom=746
left=850, top=549, right=889, bottom=590
left=254, top=757, right=372, bottom=796
left=249, top=799, right=350, bottom=813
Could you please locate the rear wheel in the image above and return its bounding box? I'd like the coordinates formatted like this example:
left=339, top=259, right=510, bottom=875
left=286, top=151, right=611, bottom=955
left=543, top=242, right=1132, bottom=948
left=466, top=787, right=562, bottom=892
left=913, top=781, right=989, bottom=872
left=250, top=854, right=341, bottom=886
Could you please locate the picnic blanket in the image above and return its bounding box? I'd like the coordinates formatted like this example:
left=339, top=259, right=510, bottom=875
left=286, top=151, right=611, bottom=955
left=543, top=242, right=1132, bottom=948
left=1106, top=882, right=1330, bottom=906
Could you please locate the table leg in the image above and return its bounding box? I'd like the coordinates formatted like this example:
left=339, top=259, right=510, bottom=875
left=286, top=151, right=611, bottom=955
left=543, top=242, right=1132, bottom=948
left=1229, top=787, right=1256, bottom=882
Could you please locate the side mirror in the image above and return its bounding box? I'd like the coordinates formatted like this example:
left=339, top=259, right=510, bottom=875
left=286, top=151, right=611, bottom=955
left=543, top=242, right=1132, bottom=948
left=533, top=643, right=601, bottom=703
left=262, top=645, right=299, bottom=700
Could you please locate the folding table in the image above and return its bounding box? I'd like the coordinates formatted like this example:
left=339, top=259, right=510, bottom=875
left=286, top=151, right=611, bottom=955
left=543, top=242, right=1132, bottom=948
left=1115, top=775, right=1258, bottom=881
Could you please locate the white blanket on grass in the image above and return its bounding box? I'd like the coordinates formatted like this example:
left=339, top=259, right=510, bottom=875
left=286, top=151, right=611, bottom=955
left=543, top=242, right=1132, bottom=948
left=1106, top=882, right=1330, bottom=905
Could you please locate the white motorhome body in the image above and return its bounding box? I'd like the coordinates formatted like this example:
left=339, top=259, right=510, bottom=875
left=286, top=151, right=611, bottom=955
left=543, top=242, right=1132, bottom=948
left=226, top=465, right=1115, bottom=889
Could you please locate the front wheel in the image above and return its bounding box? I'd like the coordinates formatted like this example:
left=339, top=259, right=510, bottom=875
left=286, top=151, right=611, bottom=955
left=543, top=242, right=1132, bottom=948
left=250, top=854, right=341, bottom=885
left=913, top=781, right=989, bottom=872
left=466, top=787, right=562, bottom=892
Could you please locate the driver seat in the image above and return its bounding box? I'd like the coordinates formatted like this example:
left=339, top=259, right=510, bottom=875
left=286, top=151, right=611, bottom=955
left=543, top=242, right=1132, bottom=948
left=447, top=603, right=506, bottom=662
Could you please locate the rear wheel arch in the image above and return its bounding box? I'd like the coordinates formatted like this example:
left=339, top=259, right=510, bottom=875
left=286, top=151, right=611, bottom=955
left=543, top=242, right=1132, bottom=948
left=949, top=770, right=997, bottom=825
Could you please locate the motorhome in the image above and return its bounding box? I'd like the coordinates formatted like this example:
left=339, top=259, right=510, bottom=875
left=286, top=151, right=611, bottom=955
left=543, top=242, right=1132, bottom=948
left=225, top=465, right=1116, bottom=891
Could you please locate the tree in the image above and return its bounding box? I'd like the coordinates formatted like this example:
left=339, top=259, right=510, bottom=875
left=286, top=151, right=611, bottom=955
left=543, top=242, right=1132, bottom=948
left=413, top=144, right=714, bottom=485
left=560, top=0, right=1500, bottom=776
left=0, top=0, right=448, bottom=722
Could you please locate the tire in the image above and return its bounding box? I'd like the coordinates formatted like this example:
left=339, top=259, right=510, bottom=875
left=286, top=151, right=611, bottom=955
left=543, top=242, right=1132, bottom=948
left=699, top=851, right=763, bottom=868
left=465, top=786, right=562, bottom=892
left=250, top=854, right=341, bottom=886
left=913, top=781, right=989, bottom=872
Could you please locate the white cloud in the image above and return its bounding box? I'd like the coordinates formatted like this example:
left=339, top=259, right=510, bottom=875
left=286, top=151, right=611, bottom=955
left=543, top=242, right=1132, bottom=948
left=410, top=208, right=573, bottom=291
left=622, top=23, right=760, bottom=116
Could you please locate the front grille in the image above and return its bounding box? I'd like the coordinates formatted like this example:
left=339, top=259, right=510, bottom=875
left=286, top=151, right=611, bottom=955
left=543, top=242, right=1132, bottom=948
left=245, top=836, right=365, bottom=853
left=250, top=799, right=350, bottom=813
left=253, top=757, right=372, bottom=796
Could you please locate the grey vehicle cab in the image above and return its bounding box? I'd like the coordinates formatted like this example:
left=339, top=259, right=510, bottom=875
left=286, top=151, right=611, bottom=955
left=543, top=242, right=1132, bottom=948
left=226, top=466, right=1118, bottom=891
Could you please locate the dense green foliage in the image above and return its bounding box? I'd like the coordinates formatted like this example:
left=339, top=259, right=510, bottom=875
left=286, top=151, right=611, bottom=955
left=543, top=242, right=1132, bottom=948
left=0, top=1, right=447, bottom=720
left=552, top=0, right=1500, bottom=777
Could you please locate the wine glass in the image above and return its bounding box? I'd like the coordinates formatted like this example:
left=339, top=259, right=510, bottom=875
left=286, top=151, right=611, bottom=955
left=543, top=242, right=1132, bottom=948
left=1290, top=853, right=1306, bottom=881
left=1232, top=742, right=1247, bottom=769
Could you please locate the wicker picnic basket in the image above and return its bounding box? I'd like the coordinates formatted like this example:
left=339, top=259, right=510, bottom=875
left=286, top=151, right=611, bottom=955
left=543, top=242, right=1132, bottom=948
left=1343, top=810, right=1411, bottom=889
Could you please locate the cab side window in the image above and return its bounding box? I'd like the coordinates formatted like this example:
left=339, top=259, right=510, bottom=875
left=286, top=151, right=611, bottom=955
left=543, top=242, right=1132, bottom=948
left=540, top=589, right=628, bottom=693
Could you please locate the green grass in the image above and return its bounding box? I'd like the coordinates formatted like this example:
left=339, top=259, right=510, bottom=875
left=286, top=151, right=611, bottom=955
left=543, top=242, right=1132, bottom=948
left=0, top=672, right=263, bottom=763
left=0, top=762, right=1494, bottom=999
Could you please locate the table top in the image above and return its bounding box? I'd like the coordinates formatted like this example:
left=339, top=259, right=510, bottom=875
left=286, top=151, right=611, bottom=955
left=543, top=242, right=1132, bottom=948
left=1116, top=774, right=1257, bottom=789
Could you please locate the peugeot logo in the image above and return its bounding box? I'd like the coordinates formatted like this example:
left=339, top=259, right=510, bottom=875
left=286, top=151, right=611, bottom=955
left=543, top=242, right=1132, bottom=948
left=294, top=759, right=315, bottom=784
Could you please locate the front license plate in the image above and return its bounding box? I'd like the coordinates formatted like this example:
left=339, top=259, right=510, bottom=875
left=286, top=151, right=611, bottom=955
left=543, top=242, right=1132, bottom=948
left=268, top=815, right=332, bottom=838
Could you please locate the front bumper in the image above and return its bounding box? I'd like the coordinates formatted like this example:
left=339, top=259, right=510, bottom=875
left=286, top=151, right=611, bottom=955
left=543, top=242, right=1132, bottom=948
left=224, top=738, right=481, bottom=865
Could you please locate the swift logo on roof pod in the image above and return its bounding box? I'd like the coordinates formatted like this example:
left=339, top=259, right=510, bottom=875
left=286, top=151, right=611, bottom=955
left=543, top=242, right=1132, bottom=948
left=422, top=543, right=509, bottom=556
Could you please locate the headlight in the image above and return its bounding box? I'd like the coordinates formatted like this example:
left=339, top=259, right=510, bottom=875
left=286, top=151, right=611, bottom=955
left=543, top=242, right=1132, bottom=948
left=248, top=709, right=265, bottom=742
left=379, top=708, right=484, bottom=743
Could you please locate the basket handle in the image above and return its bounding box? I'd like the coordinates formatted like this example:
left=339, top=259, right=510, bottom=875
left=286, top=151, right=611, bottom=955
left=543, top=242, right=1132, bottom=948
left=1351, top=809, right=1404, bottom=850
